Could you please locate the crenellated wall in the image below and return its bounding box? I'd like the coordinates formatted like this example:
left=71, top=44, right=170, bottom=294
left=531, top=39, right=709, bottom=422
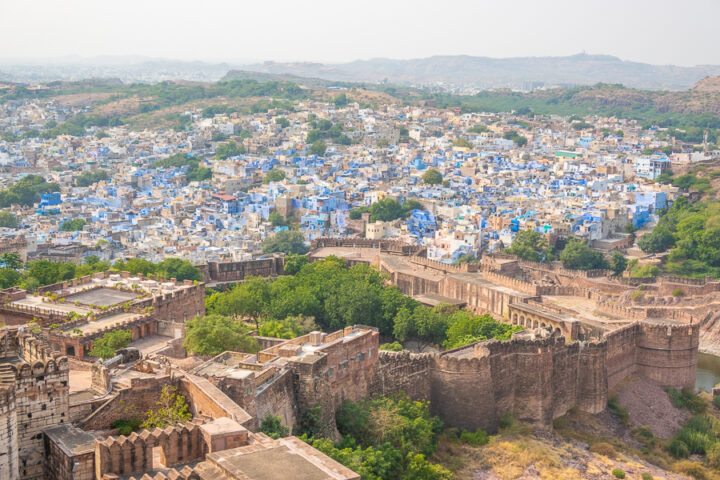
left=369, top=321, right=697, bottom=433
left=94, top=420, right=206, bottom=479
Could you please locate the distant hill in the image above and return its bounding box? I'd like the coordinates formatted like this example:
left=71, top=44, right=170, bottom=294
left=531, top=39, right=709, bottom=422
left=234, top=54, right=720, bottom=91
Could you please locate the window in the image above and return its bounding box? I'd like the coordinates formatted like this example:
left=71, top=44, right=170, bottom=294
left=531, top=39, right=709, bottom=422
left=360, top=353, right=365, bottom=362
left=329, top=367, right=334, bottom=377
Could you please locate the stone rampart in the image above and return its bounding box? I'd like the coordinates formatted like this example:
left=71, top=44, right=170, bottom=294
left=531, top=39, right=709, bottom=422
left=94, top=420, right=206, bottom=479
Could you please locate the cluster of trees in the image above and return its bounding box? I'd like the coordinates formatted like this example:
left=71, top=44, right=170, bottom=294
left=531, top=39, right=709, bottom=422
left=60, top=218, right=86, bottom=232
left=309, top=140, right=328, bottom=156
left=0, top=175, right=60, bottom=208
left=430, top=84, right=720, bottom=145
left=349, top=198, right=424, bottom=223
left=638, top=197, right=720, bottom=277
left=306, top=118, right=351, bottom=146
left=0, top=210, right=19, bottom=228
left=112, top=257, right=202, bottom=282
left=215, top=140, right=245, bottom=159
left=41, top=114, right=122, bottom=139
left=656, top=172, right=713, bottom=194
left=89, top=329, right=131, bottom=359
left=0, top=254, right=111, bottom=291
left=183, top=314, right=258, bottom=356
left=502, top=130, right=528, bottom=147
left=505, top=230, right=626, bottom=274
left=202, top=257, right=519, bottom=352
left=76, top=169, right=109, bottom=187
left=263, top=168, right=286, bottom=184
left=301, top=394, right=451, bottom=480
left=261, top=230, right=308, bottom=255
left=151, top=153, right=212, bottom=183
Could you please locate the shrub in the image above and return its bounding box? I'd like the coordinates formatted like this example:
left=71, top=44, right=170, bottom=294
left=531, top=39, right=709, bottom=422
left=590, top=442, right=616, bottom=458
left=672, top=288, right=685, bottom=297
left=668, top=439, right=690, bottom=458
left=111, top=418, right=141, bottom=435
left=498, top=413, right=514, bottom=429
left=607, top=398, right=630, bottom=426
left=459, top=429, right=489, bottom=446
left=641, top=474, right=653, bottom=480
left=379, top=341, right=403, bottom=351
left=260, top=415, right=290, bottom=439
left=667, top=388, right=706, bottom=414
left=673, top=460, right=708, bottom=480
left=707, top=442, right=720, bottom=469
left=713, top=395, right=720, bottom=409
left=611, top=468, right=625, bottom=479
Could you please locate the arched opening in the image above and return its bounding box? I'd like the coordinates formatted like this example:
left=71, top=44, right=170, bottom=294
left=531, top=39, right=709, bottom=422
left=520, top=316, right=526, bottom=327
left=554, top=327, right=561, bottom=336
left=66, top=345, right=75, bottom=357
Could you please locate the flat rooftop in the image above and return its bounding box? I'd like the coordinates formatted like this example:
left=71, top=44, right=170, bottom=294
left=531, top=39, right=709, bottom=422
left=206, top=436, right=359, bottom=480
left=310, top=246, right=379, bottom=263
left=60, top=312, right=142, bottom=335
left=64, top=287, right=137, bottom=307
left=44, top=424, right=96, bottom=457
left=192, top=352, right=258, bottom=380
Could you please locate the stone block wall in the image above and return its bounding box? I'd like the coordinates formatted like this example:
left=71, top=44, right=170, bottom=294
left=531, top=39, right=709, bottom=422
left=0, top=386, right=19, bottom=480
left=254, top=369, right=298, bottom=431
left=13, top=357, right=70, bottom=480
left=94, top=421, right=205, bottom=479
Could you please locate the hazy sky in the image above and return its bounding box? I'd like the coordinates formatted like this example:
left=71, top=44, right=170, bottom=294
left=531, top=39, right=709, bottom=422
left=2, top=0, right=719, bottom=66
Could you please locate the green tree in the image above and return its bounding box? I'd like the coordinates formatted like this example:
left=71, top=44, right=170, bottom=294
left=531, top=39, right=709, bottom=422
left=559, top=238, right=609, bottom=270
left=114, top=258, right=156, bottom=276
left=262, top=230, right=309, bottom=255
left=422, top=169, right=443, bottom=185
left=183, top=314, right=259, bottom=356
left=263, top=168, right=286, bottom=184
left=0, top=210, right=19, bottom=228
left=89, top=330, right=132, bottom=359
left=610, top=251, right=628, bottom=276
left=443, top=311, right=522, bottom=349
left=638, top=226, right=675, bottom=253
left=259, top=317, right=304, bottom=339
left=309, top=140, right=328, bottom=156
left=260, top=415, right=290, bottom=439
left=215, top=140, right=245, bottom=159
left=284, top=253, right=308, bottom=274
left=156, top=258, right=202, bottom=282
left=333, top=93, right=349, bottom=107
left=0, top=252, right=22, bottom=269
left=505, top=230, right=550, bottom=262
left=269, top=211, right=289, bottom=227
left=275, top=117, right=290, bottom=128
left=76, top=169, right=109, bottom=187
left=140, top=385, right=192, bottom=429
left=0, top=268, right=21, bottom=289
left=60, top=219, right=86, bottom=232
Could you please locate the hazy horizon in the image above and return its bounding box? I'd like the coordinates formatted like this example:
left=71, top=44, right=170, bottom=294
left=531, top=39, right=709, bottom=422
left=2, top=0, right=720, bottom=67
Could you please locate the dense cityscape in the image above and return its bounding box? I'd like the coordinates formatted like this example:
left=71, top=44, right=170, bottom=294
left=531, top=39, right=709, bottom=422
left=3, top=2, right=720, bottom=480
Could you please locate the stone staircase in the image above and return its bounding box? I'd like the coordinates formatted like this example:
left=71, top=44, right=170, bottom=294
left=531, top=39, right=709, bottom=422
left=0, top=363, right=15, bottom=387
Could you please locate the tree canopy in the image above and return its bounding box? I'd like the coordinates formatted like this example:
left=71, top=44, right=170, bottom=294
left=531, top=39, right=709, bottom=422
left=183, top=314, right=259, bottom=356
left=0, top=210, right=19, bottom=229
left=422, top=169, right=443, bottom=185
left=0, top=175, right=60, bottom=208
left=349, top=198, right=424, bottom=223
left=262, top=230, right=309, bottom=255
left=559, top=238, right=609, bottom=271
left=263, top=168, right=286, bottom=184
left=89, top=330, right=132, bottom=359
left=76, top=169, right=109, bottom=187
left=504, top=230, right=551, bottom=262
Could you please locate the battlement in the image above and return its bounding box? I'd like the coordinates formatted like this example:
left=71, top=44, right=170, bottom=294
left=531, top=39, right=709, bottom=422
left=481, top=270, right=538, bottom=295
left=408, top=255, right=478, bottom=273
left=95, top=420, right=207, bottom=479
